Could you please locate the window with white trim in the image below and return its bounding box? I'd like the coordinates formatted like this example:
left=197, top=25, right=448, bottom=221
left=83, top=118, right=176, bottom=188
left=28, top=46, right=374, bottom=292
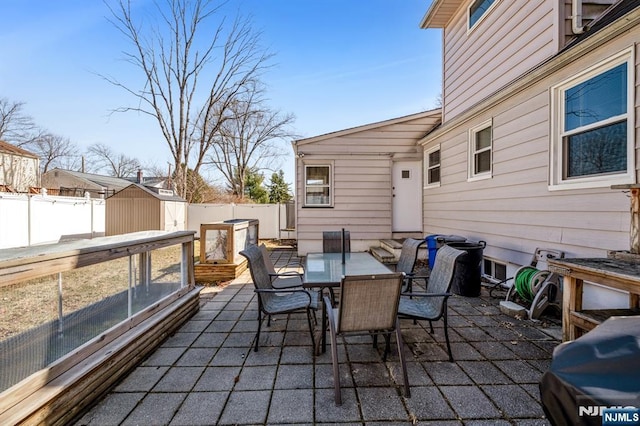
left=304, top=165, right=331, bottom=206
left=469, top=120, right=492, bottom=180
left=468, top=0, right=496, bottom=30
left=550, top=49, right=634, bottom=189
left=424, top=145, right=441, bottom=187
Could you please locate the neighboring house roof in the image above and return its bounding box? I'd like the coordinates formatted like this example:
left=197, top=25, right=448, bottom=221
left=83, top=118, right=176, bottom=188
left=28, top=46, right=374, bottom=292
left=0, top=140, right=38, bottom=159
left=109, top=183, right=186, bottom=202
left=294, top=109, right=442, bottom=146
left=48, top=168, right=135, bottom=191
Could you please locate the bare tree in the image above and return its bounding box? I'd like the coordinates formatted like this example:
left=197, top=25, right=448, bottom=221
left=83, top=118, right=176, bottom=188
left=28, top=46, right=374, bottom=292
left=104, top=0, right=273, bottom=201
left=0, top=98, right=37, bottom=144
left=86, top=143, right=141, bottom=177
left=23, top=132, right=80, bottom=174
left=206, top=81, right=295, bottom=196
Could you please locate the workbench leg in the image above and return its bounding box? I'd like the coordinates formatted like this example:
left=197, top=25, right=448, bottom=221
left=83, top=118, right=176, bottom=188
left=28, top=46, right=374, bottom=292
left=562, top=276, right=582, bottom=341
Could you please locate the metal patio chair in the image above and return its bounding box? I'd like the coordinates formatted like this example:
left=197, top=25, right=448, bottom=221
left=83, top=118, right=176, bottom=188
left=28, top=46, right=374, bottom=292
left=323, top=230, right=351, bottom=253
left=258, top=244, right=303, bottom=289
left=393, top=238, right=429, bottom=293
left=240, top=245, right=319, bottom=352
left=324, top=272, right=410, bottom=405
left=398, top=244, right=465, bottom=362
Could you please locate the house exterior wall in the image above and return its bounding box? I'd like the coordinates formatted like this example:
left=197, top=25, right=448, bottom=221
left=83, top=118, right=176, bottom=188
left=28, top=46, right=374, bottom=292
left=442, top=0, right=559, bottom=121
left=422, top=26, right=639, bottom=308
left=0, top=152, right=39, bottom=192
left=294, top=112, right=441, bottom=255
left=41, top=170, right=103, bottom=194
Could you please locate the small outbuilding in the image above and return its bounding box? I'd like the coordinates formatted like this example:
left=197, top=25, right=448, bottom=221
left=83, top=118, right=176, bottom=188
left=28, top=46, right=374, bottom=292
left=106, top=184, right=187, bottom=236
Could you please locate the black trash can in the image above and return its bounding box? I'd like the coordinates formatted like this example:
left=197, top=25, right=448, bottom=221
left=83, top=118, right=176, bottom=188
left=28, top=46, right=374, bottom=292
left=446, top=241, right=486, bottom=297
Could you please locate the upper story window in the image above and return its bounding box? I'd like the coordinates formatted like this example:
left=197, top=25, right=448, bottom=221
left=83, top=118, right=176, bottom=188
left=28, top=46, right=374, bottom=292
left=468, top=120, right=492, bottom=181
left=550, top=49, right=634, bottom=190
left=468, top=0, right=496, bottom=30
left=304, top=165, right=331, bottom=206
left=424, top=145, right=441, bottom=187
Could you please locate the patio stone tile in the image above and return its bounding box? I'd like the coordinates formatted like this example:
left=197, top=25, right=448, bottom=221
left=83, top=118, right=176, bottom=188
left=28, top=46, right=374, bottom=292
left=114, top=366, right=169, bottom=392
left=404, top=386, right=457, bottom=420
left=494, top=360, right=545, bottom=384
left=274, top=363, right=313, bottom=389
left=516, top=326, right=558, bottom=341
left=314, top=387, right=361, bottom=423
left=473, top=304, right=502, bottom=315
left=409, top=340, right=450, bottom=362
left=121, top=392, right=186, bottom=426
left=75, top=392, right=145, bottom=425
left=162, top=332, right=200, bottom=347
left=283, top=330, right=315, bottom=346
left=152, top=366, right=205, bottom=392
left=192, top=331, right=226, bottom=348
left=527, top=358, right=552, bottom=373
left=425, top=361, right=473, bottom=385
left=178, top=320, right=210, bottom=333
left=234, top=365, right=277, bottom=391
left=189, top=307, right=220, bottom=320
left=439, top=385, right=500, bottom=419
left=218, top=390, right=271, bottom=424
left=508, top=341, right=554, bottom=359
left=315, top=362, right=353, bottom=389
left=411, top=421, right=462, bottom=426
left=193, top=366, right=242, bottom=391
left=199, top=300, right=226, bottom=311
left=231, top=319, right=259, bottom=332
left=521, top=383, right=542, bottom=403
left=141, top=347, right=185, bottom=366
left=204, top=319, right=236, bottom=333
left=446, top=315, right=474, bottom=327
left=223, top=301, right=250, bottom=311
left=464, top=314, right=499, bottom=327
left=176, top=348, right=214, bottom=366
left=243, top=346, right=281, bottom=366
left=255, top=330, right=285, bottom=348
left=267, top=389, right=314, bottom=424
left=454, top=325, right=493, bottom=341
left=457, top=361, right=511, bottom=384
left=281, top=345, right=315, bottom=364
left=471, top=341, right=517, bottom=360
left=449, top=304, right=483, bottom=316
left=221, top=331, right=255, bottom=347
left=215, top=309, right=243, bottom=321
left=513, top=418, right=552, bottom=425
left=391, top=361, right=433, bottom=386
left=347, top=343, right=387, bottom=362
left=210, top=347, right=251, bottom=366
left=352, top=362, right=394, bottom=387
left=449, top=342, right=484, bottom=360
left=533, top=339, right=560, bottom=354
left=168, top=391, right=229, bottom=425
left=481, top=325, right=526, bottom=341
left=465, top=420, right=512, bottom=426
left=358, top=387, right=409, bottom=421
left=482, top=384, right=546, bottom=418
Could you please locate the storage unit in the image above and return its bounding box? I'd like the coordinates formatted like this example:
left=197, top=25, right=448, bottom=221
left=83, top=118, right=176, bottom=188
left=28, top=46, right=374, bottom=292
left=195, top=219, right=259, bottom=283
left=425, top=235, right=466, bottom=269
left=446, top=241, right=486, bottom=297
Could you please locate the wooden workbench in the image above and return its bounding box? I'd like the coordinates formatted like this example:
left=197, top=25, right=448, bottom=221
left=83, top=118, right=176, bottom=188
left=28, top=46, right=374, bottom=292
left=547, top=257, right=640, bottom=341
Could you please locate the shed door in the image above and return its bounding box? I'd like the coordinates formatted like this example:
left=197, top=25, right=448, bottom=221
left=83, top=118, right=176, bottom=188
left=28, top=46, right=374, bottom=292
left=392, top=161, right=422, bottom=233
left=164, top=202, right=185, bottom=231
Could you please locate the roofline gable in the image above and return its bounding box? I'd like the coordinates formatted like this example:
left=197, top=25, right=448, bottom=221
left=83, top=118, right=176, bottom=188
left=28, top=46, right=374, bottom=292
left=294, top=109, right=442, bottom=146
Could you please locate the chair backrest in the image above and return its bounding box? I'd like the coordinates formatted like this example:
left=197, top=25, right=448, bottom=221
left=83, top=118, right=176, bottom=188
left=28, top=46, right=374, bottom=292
left=337, top=273, right=404, bottom=333
left=427, top=243, right=465, bottom=293
left=239, top=245, right=273, bottom=294
left=395, top=238, right=424, bottom=274
left=323, top=231, right=351, bottom=253
left=258, top=243, right=277, bottom=276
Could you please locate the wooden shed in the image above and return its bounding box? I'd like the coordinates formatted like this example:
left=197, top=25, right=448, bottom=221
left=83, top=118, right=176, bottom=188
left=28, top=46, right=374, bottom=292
left=106, top=184, right=187, bottom=236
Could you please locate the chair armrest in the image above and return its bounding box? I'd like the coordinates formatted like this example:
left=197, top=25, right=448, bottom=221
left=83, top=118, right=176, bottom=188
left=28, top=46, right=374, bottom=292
left=269, top=271, right=303, bottom=279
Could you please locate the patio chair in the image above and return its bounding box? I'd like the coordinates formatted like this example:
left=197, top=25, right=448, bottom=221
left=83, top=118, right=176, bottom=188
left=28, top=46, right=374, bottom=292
left=398, top=244, right=465, bottom=362
left=323, top=230, right=351, bottom=253
left=393, top=238, right=429, bottom=293
left=324, top=272, right=410, bottom=405
left=258, top=244, right=303, bottom=289
left=240, top=245, right=319, bottom=352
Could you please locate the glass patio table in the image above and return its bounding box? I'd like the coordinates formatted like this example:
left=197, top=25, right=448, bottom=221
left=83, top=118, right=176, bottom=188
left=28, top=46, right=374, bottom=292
left=302, top=252, right=393, bottom=352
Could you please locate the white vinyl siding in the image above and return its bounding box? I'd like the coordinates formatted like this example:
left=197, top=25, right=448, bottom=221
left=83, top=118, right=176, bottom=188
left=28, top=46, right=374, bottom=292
left=468, top=120, right=492, bottom=181
left=549, top=48, right=635, bottom=190
left=443, top=0, right=556, bottom=121
left=424, top=145, right=441, bottom=187
left=421, top=26, right=638, bottom=267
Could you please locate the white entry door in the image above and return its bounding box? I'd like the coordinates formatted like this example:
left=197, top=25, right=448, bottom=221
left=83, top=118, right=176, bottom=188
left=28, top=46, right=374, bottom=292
left=392, top=161, right=423, bottom=233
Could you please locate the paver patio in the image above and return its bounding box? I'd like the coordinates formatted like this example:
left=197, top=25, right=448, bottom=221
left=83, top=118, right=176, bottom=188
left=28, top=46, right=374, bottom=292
left=76, top=248, right=559, bottom=425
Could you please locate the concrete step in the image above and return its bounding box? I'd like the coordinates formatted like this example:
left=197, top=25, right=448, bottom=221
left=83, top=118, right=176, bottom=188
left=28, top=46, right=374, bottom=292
left=370, top=246, right=397, bottom=265
left=380, top=239, right=403, bottom=259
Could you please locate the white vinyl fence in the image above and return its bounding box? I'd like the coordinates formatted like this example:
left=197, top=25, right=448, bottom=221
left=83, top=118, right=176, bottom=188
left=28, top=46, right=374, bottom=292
left=0, top=193, right=106, bottom=249
left=0, top=197, right=293, bottom=250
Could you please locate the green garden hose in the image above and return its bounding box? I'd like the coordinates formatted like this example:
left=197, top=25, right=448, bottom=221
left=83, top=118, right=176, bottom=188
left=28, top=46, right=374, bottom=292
left=514, top=266, right=539, bottom=302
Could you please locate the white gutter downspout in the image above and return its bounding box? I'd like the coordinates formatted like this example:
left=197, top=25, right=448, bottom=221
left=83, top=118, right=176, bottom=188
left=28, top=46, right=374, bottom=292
left=572, top=0, right=586, bottom=34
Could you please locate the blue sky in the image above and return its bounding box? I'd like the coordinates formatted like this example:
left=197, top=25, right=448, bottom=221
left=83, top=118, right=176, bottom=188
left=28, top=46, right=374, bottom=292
left=0, top=0, right=442, bottom=187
